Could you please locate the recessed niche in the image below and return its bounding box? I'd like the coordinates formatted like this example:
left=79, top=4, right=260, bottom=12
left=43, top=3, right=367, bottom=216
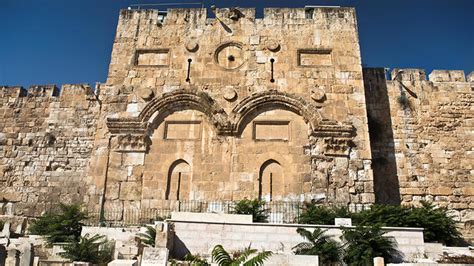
left=253, top=121, right=290, bottom=141
left=297, top=49, right=332, bottom=67
left=135, top=49, right=169, bottom=66
left=164, top=121, right=201, bottom=140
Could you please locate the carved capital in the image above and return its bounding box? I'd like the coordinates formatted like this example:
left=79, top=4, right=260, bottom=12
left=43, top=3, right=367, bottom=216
left=111, top=134, right=150, bottom=152
left=323, top=137, right=353, bottom=157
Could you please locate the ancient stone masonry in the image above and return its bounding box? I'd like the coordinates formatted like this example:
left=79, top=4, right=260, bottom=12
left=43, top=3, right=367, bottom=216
left=86, top=7, right=374, bottom=214
left=364, top=68, right=474, bottom=239
left=1, top=6, right=471, bottom=238
left=0, top=84, right=100, bottom=216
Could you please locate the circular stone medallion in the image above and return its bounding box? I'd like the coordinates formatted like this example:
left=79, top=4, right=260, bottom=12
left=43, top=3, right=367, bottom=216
left=223, top=87, right=237, bottom=101
left=215, top=42, right=245, bottom=70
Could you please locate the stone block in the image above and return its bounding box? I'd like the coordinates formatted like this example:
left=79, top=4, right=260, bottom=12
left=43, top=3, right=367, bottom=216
left=108, top=259, right=138, bottom=266
left=170, top=212, right=252, bottom=223
left=141, top=247, right=168, bottom=266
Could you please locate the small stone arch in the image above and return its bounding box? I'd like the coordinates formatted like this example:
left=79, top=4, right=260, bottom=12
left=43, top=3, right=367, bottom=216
left=230, top=90, right=322, bottom=135
left=258, top=159, right=283, bottom=201
left=165, top=159, right=191, bottom=200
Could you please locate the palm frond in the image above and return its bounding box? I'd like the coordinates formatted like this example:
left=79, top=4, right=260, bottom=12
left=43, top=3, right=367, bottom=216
left=212, top=245, right=232, bottom=265
left=242, top=250, right=273, bottom=266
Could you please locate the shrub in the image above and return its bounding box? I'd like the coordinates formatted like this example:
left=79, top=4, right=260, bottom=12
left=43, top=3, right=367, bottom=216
left=29, top=203, right=87, bottom=244
left=354, top=204, right=410, bottom=226
left=212, top=244, right=272, bottom=266
left=342, top=225, right=401, bottom=265
left=298, top=202, right=351, bottom=225
left=60, top=234, right=114, bottom=264
left=404, top=202, right=461, bottom=245
left=232, top=199, right=268, bottom=223
left=356, top=202, right=462, bottom=245
left=299, top=202, right=462, bottom=245
left=183, top=253, right=210, bottom=266
left=293, top=228, right=342, bottom=265
left=137, top=225, right=156, bottom=247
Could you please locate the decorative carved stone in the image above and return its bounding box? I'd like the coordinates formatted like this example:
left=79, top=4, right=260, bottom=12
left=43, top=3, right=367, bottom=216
left=323, top=137, right=353, bottom=157
left=137, top=87, right=154, bottom=101
left=185, top=39, right=199, bottom=52
left=111, top=134, right=150, bottom=152
left=311, top=87, right=326, bottom=102
left=214, top=42, right=245, bottom=70
left=223, top=87, right=237, bottom=101
left=266, top=39, right=280, bottom=52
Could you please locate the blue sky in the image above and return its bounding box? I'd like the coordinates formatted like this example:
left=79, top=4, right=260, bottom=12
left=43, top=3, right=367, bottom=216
left=1, top=0, right=473, bottom=87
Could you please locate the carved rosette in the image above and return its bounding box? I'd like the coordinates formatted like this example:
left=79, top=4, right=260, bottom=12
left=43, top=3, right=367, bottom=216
left=111, top=134, right=150, bottom=152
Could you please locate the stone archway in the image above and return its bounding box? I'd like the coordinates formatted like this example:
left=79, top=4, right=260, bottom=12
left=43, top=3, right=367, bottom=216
left=165, top=159, right=191, bottom=200
left=259, top=159, right=283, bottom=201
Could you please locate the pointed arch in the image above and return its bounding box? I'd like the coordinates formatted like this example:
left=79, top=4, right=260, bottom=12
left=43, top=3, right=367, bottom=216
left=230, top=90, right=322, bottom=135
left=165, top=159, right=191, bottom=200
left=259, top=159, right=283, bottom=201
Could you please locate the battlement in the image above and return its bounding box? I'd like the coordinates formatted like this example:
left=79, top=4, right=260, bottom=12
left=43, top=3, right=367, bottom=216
left=389, top=68, right=471, bottom=83
left=118, top=6, right=355, bottom=25
left=0, top=84, right=96, bottom=99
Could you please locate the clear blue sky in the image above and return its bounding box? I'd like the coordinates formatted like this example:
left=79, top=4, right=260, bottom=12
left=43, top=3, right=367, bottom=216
left=1, top=0, right=473, bottom=87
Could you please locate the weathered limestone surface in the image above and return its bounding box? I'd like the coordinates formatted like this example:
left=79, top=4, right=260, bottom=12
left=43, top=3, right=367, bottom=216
left=87, top=7, right=374, bottom=214
left=364, top=68, right=474, bottom=239
left=0, top=84, right=100, bottom=216
left=0, top=7, right=471, bottom=238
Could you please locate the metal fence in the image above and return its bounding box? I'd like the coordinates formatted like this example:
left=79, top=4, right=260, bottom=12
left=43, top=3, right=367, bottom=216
left=83, top=200, right=306, bottom=227
left=82, top=200, right=366, bottom=227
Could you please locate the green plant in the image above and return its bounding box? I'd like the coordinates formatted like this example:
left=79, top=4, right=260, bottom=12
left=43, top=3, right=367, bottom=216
left=342, top=225, right=400, bottom=265
left=298, top=202, right=352, bottom=225
left=232, top=199, right=269, bottom=223
left=355, top=204, right=410, bottom=226
left=293, top=228, right=342, bottom=265
left=211, top=244, right=272, bottom=266
left=184, top=253, right=210, bottom=265
left=29, top=203, right=87, bottom=244
left=404, top=202, right=461, bottom=245
left=137, top=225, right=156, bottom=247
left=356, top=202, right=462, bottom=245
left=60, top=234, right=114, bottom=264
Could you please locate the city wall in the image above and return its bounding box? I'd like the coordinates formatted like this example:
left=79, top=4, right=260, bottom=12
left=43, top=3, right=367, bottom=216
left=364, top=68, right=474, bottom=239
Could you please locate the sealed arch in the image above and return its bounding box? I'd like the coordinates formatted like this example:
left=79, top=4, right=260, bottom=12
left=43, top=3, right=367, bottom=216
left=230, top=90, right=322, bottom=135
left=140, top=90, right=230, bottom=134
left=259, top=159, right=283, bottom=201
left=165, top=159, right=191, bottom=200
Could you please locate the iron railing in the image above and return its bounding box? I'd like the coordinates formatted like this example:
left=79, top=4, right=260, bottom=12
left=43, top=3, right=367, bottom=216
left=81, top=200, right=368, bottom=227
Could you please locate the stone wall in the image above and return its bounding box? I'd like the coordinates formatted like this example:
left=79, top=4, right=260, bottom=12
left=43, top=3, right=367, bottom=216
left=170, top=218, right=425, bottom=261
left=364, top=68, right=474, bottom=239
left=87, top=7, right=375, bottom=214
left=0, top=85, right=100, bottom=216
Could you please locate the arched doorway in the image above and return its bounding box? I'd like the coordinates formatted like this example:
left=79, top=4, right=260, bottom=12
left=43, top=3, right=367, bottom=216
left=165, top=160, right=191, bottom=200
left=259, top=160, right=283, bottom=201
